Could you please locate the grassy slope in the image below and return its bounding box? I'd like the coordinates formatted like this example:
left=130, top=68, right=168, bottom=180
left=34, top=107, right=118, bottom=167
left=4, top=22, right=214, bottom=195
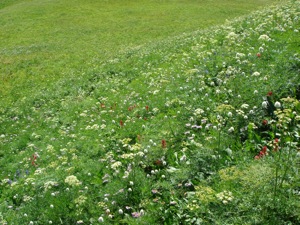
left=0, top=0, right=299, bottom=224
left=0, top=0, right=278, bottom=103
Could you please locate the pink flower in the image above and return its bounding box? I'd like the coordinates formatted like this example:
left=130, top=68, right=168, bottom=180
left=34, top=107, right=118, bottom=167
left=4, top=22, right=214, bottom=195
left=132, top=212, right=141, bottom=218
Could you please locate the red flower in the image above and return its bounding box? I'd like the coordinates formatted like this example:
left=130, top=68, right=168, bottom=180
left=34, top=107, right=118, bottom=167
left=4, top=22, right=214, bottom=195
left=161, top=139, right=167, bottom=148
left=120, top=120, right=124, bottom=127
left=145, top=105, right=149, bottom=111
left=267, top=91, right=273, bottom=96
left=261, top=146, right=267, bottom=154
left=31, top=154, right=38, bottom=166
left=254, top=146, right=268, bottom=160
left=262, top=119, right=268, bottom=126
left=257, top=53, right=261, bottom=58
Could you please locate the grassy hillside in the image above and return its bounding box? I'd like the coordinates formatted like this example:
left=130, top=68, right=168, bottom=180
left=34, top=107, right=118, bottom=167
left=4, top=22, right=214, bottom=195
left=1, top=0, right=278, bottom=103
left=1, top=0, right=300, bottom=224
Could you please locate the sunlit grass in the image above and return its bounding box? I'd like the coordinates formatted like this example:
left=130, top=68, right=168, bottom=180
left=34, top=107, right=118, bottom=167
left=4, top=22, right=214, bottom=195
left=0, top=0, right=278, bottom=103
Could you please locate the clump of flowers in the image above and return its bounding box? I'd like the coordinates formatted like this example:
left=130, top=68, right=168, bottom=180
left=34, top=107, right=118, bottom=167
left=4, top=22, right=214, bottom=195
left=194, top=185, right=216, bottom=204
left=64, top=175, right=81, bottom=186
left=74, top=195, right=87, bottom=206
left=216, top=190, right=234, bottom=204
left=44, top=180, right=59, bottom=191
left=254, top=146, right=268, bottom=160
left=258, top=34, right=271, bottom=41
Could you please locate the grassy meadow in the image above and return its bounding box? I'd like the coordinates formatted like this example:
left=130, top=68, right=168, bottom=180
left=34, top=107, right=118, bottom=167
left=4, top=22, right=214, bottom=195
left=1, top=0, right=279, bottom=102
left=1, top=0, right=300, bottom=224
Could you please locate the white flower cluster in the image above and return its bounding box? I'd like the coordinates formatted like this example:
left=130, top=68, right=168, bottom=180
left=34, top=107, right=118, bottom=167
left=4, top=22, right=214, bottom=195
left=252, top=71, right=260, bottom=76
left=216, top=190, right=234, bottom=204
left=258, top=34, right=271, bottom=41
left=24, top=178, right=35, bottom=185
left=23, top=195, right=34, bottom=202
left=226, top=31, right=239, bottom=40
left=111, top=161, right=122, bottom=170
left=74, top=195, right=87, bottom=205
left=194, top=108, right=204, bottom=116
left=64, top=175, right=81, bottom=186
left=0, top=179, right=10, bottom=186
left=44, top=181, right=59, bottom=191
left=34, top=168, right=45, bottom=175
left=85, top=124, right=99, bottom=130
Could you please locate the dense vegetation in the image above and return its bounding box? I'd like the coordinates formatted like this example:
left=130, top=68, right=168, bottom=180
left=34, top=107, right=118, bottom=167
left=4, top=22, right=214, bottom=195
left=1, top=0, right=299, bottom=224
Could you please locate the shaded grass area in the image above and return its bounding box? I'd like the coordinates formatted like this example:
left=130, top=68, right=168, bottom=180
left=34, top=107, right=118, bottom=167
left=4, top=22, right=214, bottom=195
left=0, top=0, right=278, bottom=103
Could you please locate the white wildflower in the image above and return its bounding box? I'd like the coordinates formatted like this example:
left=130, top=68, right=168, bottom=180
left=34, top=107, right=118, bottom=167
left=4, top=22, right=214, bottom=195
left=64, top=175, right=81, bottom=186
left=241, top=104, right=249, bottom=109
left=111, top=161, right=122, bottom=170
left=262, top=101, right=268, bottom=109
left=252, top=71, right=260, bottom=76
left=258, top=34, right=271, bottom=41
left=228, top=127, right=235, bottom=133
left=274, top=101, right=281, bottom=108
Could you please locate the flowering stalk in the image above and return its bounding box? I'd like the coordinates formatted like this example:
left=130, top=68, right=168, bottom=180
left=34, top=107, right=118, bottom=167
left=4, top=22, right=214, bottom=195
left=273, top=134, right=293, bottom=208
left=279, top=139, right=293, bottom=189
left=273, top=148, right=281, bottom=207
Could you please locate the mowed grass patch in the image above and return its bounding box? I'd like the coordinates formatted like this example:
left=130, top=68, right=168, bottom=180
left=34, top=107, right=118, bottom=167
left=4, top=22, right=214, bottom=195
left=0, top=0, right=279, bottom=103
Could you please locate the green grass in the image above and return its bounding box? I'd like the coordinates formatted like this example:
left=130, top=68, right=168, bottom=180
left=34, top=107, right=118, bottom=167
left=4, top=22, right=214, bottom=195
left=1, top=0, right=300, bottom=224
left=0, top=0, right=278, bottom=103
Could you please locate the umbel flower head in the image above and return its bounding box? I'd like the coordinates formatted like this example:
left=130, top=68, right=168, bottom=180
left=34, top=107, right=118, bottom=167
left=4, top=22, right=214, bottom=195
left=65, top=175, right=81, bottom=186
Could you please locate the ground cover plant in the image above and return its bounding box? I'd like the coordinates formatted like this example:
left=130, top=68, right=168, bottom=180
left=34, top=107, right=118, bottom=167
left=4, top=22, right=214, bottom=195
left=0, top=0, right=300, bottom=224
